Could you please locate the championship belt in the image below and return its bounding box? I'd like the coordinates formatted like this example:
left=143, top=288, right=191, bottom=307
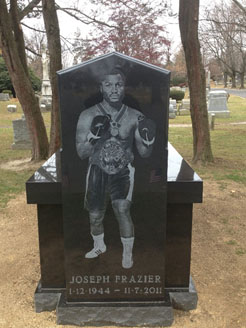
left=98, top=138, right=130, bottom=175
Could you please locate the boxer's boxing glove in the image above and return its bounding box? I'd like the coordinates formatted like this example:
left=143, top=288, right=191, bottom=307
left=87, top=115, right=111, bottom=143
left=138, top=116, right=156, bottom=147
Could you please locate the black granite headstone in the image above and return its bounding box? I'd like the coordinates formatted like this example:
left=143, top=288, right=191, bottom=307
left=57, top=52, right=171, bottom=324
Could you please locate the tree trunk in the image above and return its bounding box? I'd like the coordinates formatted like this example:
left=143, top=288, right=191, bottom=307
left=0, top=0, right=49, bottom=160
left=231, top=70, right=236, bottom=88
left=42, top=0, right=62, bottom=156
left=240, top=72, right=245, bottom=89
left=179, top=0, right=213, bottom=163
left=224, top=71, right=228, bottom=88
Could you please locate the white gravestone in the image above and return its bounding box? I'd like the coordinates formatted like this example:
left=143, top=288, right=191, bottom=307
left=181, top=99, right=190, bottom=110
left=7, top=104, right=17, bottom=113
left=208, top=90, right=230, bottom=118
left=40, top=50, right=52, bottom=109
left=178, top=99, right=190, bottom=115
left=169, top=99, right=177, bottom=111
left=169, top=104, right=176, bottom=119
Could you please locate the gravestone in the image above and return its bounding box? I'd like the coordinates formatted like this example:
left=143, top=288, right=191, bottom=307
left=169, top=104, right=176, bottom=119
left=169, top=99, right=177, bottom=111
left=7, top=104, right=17, bottom=113
left=57, top=52, right=171, bottom=325
left=12, top=115, right=32, bottom=149
left=40, top=104, right=47, bottom=112
left=26, top=51, right=203, bottom=327
left=0, top=93, right=10, bottom=101
left=178, top=99, right=190, bottom=115
left=181, top=99, right=190, bottom=110
left=208, top=90, right=230, bottom=117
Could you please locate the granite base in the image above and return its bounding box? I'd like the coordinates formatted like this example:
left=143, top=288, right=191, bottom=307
left=34, top=276, right=198, bottom=325
left=56, top=294, right=174, bottom=327
left=34, top=282, right=64, bottom=313
left=169, top=276, right=198, bottom=311
left=207, top=110, right=230, bottom=118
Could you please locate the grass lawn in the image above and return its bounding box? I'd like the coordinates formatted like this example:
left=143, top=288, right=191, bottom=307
left=0, top=94, right=245, bottom=208
left=0, top=99, right=49, bottom=208
left=169, top=95, right=246, bottom=184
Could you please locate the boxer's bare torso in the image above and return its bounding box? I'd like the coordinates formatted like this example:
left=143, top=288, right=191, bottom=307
left=76, top=100, right=152, bottom=165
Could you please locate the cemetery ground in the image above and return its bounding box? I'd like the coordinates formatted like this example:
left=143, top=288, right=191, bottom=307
left=0, top=96, right=245, bottom=328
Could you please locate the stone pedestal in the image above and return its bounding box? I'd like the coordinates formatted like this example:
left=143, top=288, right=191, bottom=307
left=57, top=293, right=174, bottom=327
left=26, top=143, right=202, bottom=325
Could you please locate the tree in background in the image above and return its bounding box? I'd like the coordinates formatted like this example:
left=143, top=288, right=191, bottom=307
left=42, top=0, right=62, bottom=156
left=25, top=29, right=46, bottom=79
left=0, top=56, right=16, bottom=95
left=179, top=0, right=213, bottom=163
left=0, top=56, right=41, bottom=96
left=1, top=0, right=171, bottom=160
left=72, top=0, right=171, bottom=66
left=201, top=0, right=246, bottom=89
left=0, top=0, right=62, bottom=159
left=0, top=0, right=49, bottom=160
left=166, top=46, right=187, bottom=86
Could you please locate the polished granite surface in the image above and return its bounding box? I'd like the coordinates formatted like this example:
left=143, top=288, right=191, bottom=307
left=26, top=143, right=202, bottom=204
left=27, top=143, right=202, bottom=184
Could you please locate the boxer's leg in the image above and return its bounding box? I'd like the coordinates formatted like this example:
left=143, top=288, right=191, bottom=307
left=112, top=199, right=134, bottom=269
left=112, top=199, right=134, bottom=237
left=85, top=165, right=107, bottom=259
left=85, top=210, right=106, bottom=258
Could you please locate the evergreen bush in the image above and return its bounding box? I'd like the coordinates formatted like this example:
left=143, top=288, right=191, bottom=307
left=170, top=89, right=185, bottom=101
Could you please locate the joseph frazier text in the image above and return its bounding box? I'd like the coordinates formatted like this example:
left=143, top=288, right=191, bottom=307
left=69, top=275, right=161, bottom=284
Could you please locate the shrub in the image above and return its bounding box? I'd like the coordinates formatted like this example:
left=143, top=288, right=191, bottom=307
left=171, top=75, right=187, bottom=86
left=2, top=89, right=12, bottom=95
left=0, top=57, right=41, bottom=95
left=29, top=69, right=41, bottom=92
left=170, top=89, right=185, bottom=101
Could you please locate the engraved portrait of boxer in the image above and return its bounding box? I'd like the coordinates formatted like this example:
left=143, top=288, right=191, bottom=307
left=76, top=67, right=156, bottom=269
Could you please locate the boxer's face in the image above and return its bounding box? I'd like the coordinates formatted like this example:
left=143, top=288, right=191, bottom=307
left=100, top=74, right=125, bottom=105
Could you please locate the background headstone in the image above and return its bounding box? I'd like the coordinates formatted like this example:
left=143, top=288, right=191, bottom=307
left=169, top=99, right=177, bottom=111
left=12, top=115, right=32, bottom=149
left=169, top=104, right=176, bottom=119
left=208, top=90, right=230, bottom=117
left=7, top=104, right=17, bottom=113
left=181, top=99, right=190, bottom=110
left=0, top=93, right=10, bottom=101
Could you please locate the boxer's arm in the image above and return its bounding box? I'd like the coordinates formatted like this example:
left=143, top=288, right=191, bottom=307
left=76, top=111, right=94, bottom=160
left=134, top=115, right=156, bottom=158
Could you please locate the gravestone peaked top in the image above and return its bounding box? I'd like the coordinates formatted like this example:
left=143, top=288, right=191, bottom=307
left=57, top=52, right=171, bottom=326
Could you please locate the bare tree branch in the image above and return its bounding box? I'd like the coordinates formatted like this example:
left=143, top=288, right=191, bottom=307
left=231, top=0, right=246, bottom=15
left=21, top=22, right=46, bottom=33
left=19, top=0, right=42, bottom=20
left=25, top=46, right=42, bottom=57
left=55, top=5, right=116, bottom=28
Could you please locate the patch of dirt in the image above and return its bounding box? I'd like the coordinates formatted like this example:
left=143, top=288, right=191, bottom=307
left=0, top=180, right=245, bottom=328
left=0, top=158, right=44, bottom=172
